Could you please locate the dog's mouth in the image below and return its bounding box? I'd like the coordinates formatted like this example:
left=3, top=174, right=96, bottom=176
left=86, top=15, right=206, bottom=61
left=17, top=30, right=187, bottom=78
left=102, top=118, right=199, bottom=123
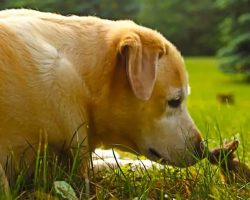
left=148, top=148, right=170, bottom=164
left=148, top=147, right=202, bottom=167
left=149, top=148, right=162, bottom=159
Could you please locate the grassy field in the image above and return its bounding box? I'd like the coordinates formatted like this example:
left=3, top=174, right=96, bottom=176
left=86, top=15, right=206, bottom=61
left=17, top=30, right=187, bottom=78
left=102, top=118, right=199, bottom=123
left=3, top=57, right=250, bottom=199
left=186, top=57, right=250, bottom=163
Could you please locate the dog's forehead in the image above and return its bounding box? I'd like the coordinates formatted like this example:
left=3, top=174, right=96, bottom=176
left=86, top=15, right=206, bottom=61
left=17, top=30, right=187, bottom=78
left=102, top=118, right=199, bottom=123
left=156, top=47, right=188, bottom=97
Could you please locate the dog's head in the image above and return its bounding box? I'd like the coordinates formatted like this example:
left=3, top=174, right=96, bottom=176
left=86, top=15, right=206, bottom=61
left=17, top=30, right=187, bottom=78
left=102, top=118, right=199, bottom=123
left=90, top=23, right=204, bottom=167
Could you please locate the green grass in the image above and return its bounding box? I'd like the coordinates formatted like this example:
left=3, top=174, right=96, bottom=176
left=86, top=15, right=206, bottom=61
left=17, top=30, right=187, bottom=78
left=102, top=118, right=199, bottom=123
left=2, top=57, right=250, bottom=199
left=186, top=57, right=250, bottom=163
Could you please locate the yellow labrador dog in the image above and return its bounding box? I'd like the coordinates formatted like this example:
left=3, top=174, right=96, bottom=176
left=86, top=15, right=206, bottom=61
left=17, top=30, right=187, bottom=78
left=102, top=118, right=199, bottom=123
left=0, top=9, right=204, bottom=177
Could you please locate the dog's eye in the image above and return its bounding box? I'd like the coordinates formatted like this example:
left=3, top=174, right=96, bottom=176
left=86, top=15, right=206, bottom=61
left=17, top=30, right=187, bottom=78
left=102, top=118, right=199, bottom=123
left=167, top=98, right=181, bottom=108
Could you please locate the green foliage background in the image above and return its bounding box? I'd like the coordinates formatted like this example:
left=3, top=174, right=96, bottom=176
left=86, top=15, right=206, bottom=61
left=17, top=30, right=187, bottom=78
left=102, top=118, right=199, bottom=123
left=217, top=0, right=250, bottom=78
left=1, top=0, right=222, bottom=56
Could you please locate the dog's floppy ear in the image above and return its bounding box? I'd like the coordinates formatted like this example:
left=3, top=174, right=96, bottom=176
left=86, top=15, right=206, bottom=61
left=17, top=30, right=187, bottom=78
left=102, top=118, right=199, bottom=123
left=118, top=33, right=160, bottom=101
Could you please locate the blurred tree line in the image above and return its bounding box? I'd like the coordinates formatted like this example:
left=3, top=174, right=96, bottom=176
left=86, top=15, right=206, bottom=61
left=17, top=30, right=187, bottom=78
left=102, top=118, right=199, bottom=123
left=1, top=0, right=222, bottom=55
left=1, top=0, right=249, bottom=77
left=217, top=0, right=250, bottom=79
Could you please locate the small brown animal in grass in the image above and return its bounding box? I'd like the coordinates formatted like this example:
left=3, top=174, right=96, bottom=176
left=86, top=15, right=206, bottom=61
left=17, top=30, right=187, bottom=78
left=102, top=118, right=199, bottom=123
left=208, top=140, right=250, bottom=184
left=216, top=93, right=235, bottom=105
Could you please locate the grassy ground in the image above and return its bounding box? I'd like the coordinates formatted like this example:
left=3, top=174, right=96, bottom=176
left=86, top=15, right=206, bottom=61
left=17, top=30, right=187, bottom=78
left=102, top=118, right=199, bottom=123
left=186, top=57, right=250, bottom=163
left=3, top=57, right=250, bottom=199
